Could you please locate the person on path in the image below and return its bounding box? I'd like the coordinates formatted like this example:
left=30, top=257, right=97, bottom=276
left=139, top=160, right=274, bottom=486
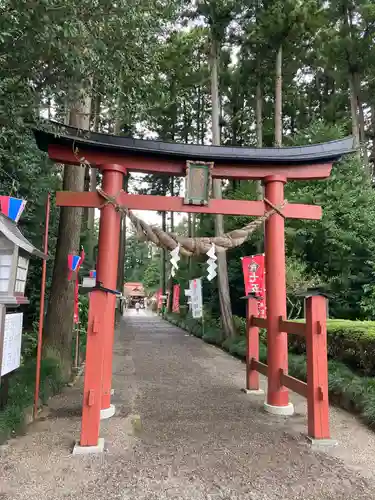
left=135, top=301, right=140, bottom=313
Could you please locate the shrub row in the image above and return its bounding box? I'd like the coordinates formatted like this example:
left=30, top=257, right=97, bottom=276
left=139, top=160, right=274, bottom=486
left=289, top=319, right=375, bottom=377
left=166, top=312, right=375, bottom=430
left=220, top=315, right=375, bottom=377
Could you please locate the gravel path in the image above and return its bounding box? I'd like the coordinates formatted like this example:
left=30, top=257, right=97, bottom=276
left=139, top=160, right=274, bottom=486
left=1, top=310, right=375, bottom=499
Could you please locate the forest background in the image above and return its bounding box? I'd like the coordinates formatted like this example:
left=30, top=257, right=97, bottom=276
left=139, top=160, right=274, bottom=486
left=1, top=0, right=375, bottom=377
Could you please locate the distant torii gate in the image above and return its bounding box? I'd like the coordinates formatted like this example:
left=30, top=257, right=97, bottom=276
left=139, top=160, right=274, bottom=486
left=33, top=125, right=354, bottom=453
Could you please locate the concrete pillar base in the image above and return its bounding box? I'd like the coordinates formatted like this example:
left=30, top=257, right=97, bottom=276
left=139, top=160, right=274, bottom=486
left=100, top=404, right=115, bottom=420
left=241, top=388, right=265, bottom=395
left=264, top=402, right=294, bottom=416
left=72, top=438, right=104, bottom=455
left=308, top=437, right=338, bottom=450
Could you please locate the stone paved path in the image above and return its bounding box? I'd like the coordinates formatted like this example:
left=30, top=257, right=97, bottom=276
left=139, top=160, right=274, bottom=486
left=1, top=311, right=375, bottom=499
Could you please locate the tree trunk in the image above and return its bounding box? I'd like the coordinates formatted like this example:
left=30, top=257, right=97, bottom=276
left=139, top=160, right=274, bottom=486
left=255, top=80, right=263, bottom=200
left=353, top=72, right=370, bottom=173
left=47, top=98, right=52, bottom=120
left=196, top=85, right=201, bottom=144
left=160, top=177, right=168, bottom=313
left=114, top=84, right=128, bottom=292
left=348, top=73, right=362, bottom=165
left=166, top=178, right=175, bottom=312
left=188, top=213, right=193, bottom=278
left=210, top=37, right=235, bottom=338
left=170, top=177, right=175, bottom=232
left=342, top=3, right=361, bottom=158
left=117, top=175, right=128, bottom=292
left=83, top=88, right=100, bottom=266
left=255, top=79, right=264, bottom=254
left=371, top=103, right=375, bottom=176
left=44, top=89, right=92, bottom=380
left=88, top=90, right=101, bottom=230
left=275, top=45, right=283, bottom=147
left=161, top=211, right=167, bottom=312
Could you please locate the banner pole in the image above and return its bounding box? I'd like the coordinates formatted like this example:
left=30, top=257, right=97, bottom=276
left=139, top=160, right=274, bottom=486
left=33, top=193, right=50, bottom=419
left=202, top=306, right=205, bottom=338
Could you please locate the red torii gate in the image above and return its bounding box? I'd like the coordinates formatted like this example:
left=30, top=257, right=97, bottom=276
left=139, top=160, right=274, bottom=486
left=33, top=125, right=354, bottom=453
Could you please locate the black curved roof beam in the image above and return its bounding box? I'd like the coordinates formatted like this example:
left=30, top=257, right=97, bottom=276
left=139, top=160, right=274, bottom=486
left=33, top=122, right=356, bottom=180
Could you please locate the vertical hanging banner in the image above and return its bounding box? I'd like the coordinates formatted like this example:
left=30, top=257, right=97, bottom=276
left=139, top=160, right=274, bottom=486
left=172, top=284, right=180, bottom=313
left=190, top=278, right=203, bottom=319
left=241, top=254, right=266, bottom=318
left=156, top=288, right=163, bottom=310
left=73, top=248, right=85, bottom=324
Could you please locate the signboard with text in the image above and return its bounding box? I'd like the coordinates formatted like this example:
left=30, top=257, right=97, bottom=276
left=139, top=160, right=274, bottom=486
left=190, top=278, right=203, bottom=319
left=1, top=312, right=23, bottom=376
left=241, top=255, right=266, bottom=318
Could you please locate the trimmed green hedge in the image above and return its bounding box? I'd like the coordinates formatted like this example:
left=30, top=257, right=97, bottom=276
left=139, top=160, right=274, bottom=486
left=165, top=312, right=375, bottom=429
left=224, top=315, right=375, bottom=377
left=289, top=320, right=375, bottom=377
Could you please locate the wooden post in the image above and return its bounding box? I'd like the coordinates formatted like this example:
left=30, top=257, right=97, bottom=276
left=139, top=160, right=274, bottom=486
left=246, top=297, right=261, bottom=391
left=305, top=294, right=330, bottom=440
left=79, top=289, right=106, bottom=447
left=98, top=166, right=123, bottom=413
left=33, top=193, right=50, bottom=418
left=264, top=176, right=293, bottom=415
left=74, top=324, right=80, bottom=370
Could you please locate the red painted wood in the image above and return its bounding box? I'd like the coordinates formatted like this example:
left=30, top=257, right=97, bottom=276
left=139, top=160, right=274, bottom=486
left=48, top=145, right=333, bottom=180
left=55, top=192, right=322, bottom=220
left=49, top=145, right=185, bottom=174
left=97, top=168, right=123, bottom=411
left=280, top=370, right=308, bottom=398
left=246, top=298, right=260, bottom=391
left=279, top=317, right=307, bottom=336
left=251, top=359, right=268, bottom=377
left=264, top=177, right=290, bottom=408
left=33, top=193, right=50, bottom=419
left=80, top=290, right=106, bottom=446
left=305, top=295, right=330, bottom=440
left=250, top=317, right=267, bottom=328
left=216, top=163, right=332, bottom=180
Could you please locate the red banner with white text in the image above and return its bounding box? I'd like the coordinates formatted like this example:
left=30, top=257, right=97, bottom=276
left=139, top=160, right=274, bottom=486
left=157, top=288, right=163, bottom=310
left=241, top=254, right=266, bottom=318
left=172, top=284, right=180, bottom=313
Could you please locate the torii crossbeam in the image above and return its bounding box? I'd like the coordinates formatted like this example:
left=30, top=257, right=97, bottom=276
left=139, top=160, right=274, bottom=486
left=33, top=123, right=355, bottom=453
left=56, top=191, right=322, bottom=219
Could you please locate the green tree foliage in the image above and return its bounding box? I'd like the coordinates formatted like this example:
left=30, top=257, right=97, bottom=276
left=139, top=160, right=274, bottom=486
left=2, top=0, right=375, bottom=377
left=124, top=233, right=153, bottom=283
left=286, top=123, right=375, bottom=319
left=143, top=260, right=162, bottom=294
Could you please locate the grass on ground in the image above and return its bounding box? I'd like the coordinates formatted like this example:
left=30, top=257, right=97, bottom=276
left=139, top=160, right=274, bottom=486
left=0, top=355, right=64, bottom=443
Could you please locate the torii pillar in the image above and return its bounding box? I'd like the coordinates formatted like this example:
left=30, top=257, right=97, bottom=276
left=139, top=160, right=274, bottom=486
left=263, top=176, right=293, bottom=415
left=74, top=163, right=125, bottom=453
left=97, top=165, right=125, bottom=418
